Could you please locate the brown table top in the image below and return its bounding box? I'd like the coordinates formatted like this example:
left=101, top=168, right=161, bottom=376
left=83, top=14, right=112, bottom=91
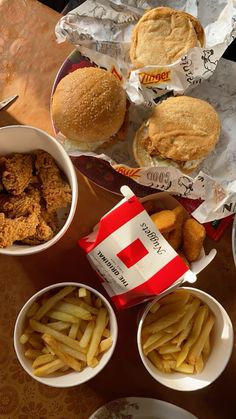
left=0, top=1, right=235, bottom=418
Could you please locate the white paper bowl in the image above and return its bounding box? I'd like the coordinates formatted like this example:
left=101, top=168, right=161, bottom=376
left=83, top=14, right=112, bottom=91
left=0, top=125, right=78, bottom=255
left=137, top=287, right=233, bottom=391
left=14, top=282, right=118, bottom=387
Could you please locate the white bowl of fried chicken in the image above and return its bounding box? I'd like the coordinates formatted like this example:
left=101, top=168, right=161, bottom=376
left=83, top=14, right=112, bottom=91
left=0, top=125, right=78, bottom=255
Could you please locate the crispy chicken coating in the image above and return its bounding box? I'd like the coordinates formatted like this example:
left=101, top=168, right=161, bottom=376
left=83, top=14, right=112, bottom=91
left=0, top=212, right=39, bottom=248
left=0, top=191, right=41, bottom=218
left=35, top=151, right=72, bottom=213
left=1, top=153, right=34, bottom=195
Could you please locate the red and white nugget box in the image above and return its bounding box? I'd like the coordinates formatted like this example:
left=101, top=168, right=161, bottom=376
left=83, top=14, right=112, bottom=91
left=79, top=186, right=216, bottom=309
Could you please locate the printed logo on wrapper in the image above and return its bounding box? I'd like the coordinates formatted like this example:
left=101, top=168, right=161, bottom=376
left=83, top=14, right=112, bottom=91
left=78, top=186, right=203, bottom=310
left=139, top=69, right=171, bottom=85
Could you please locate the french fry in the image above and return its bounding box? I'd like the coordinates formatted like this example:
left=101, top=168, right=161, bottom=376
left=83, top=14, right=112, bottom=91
left=25, top=349, right=42, bottom=360
left=26, top=301, right=40, bottom=318
left=149, top=301, right=160, bottom=314
left=48, top=310, right=79, bottom=324
left=53, top=342, right=87, bottom=362
left=33, top=358, right=65, bottom=376
left=159, top=344, right=181, bottom=354
left=68, top=322, right=81, bottom=340
left=47, top=321, right=71, bottom=331
left=64, top=297, right=98, bottom=315
left=87, top=308, right=107, bottom=366
left=83, top=290, right=92, bottom=306
left=79, top=321, right=95, bottom=348
left=151, top=210, right=176, bottom=233
left=99, top=337, right=113, bottom=353
left=188, top=313, right=215, bottom=365
left=42, top=334, right=82, bottom=372
left=28, top=335, right=43, bottom=350
left=30, top=319, right=86, bottom=353
left=195, top=354, right=204, bottom=373
left=143, top=332, right=163, bottom=350
left=176, top=305, right=208, bottom=367
left=89, top=357, right=99, bottom=368
left=102, top=328, right=110, bottom=338
left=55, top=302, right=92, bottom=321
left=174, top=363, right=194, bottom=374
left=94, top=297, right=102, bottom=309
left=202, top=335, right=211, bottom=359
left=20, top=333, right=30, bottom=344
left=142, top=309, right=185, bottom=335
left=32, top=354, right=55, bottom=368
left=78, top=287, right=87, bottom=298
left=147, top=350, right=164, bottom=372
left=34, top=286, right=76, bottom=320
left=158, top=289, right=190, bottom=305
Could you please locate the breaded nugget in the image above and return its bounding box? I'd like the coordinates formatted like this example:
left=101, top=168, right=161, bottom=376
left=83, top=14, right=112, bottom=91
left=168, top=206, right=186, bottom=250
left=35, top=151, right=72, bottom=213
left=1, top=153, right=34, bottom=195
left=0, top=212, right=39, bottom=248
left=182, top=218, right=206, bottom=262
left=151, top=210, right=176, bottom=233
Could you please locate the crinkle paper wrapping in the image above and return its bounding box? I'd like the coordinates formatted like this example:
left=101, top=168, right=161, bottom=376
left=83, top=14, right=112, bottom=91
left=55, top=1, right=236, bottom=223
left=56, top=0, right=236, bottom=95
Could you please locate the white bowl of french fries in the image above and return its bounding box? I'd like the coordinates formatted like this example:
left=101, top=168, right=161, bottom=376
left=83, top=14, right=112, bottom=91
left=0, top=125, right=78, bottom=255
left=137, top=287, right=233, bottom=391
left=14, top=282, right=118, bottom=387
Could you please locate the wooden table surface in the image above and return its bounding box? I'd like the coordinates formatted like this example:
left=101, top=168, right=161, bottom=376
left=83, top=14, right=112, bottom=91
left=0, top=1, right=235, bottom=418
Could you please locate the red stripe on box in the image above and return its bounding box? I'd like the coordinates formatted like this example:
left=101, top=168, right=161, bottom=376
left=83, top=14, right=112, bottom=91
left=117, top=238, right=149, bottom=268
left=86, top=196, right=144, bottom=250
left=111, top=255, right=189, bottom=309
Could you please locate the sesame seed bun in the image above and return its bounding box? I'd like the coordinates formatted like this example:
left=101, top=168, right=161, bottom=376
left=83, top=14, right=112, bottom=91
left=51, top=67, right=127, bottom=151
left=133, top=96, right=220, bottom=173
left=130, top=7, right=205, bottom=67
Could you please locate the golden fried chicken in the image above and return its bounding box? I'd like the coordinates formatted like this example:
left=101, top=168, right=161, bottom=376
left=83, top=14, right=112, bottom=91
left=0, top=212, right=39, bottom=248
left=1, top=153, right=34, bottom=195
left=0, top=191, right=41, bottom=218
left=35, top=150, right=72, bottom=213
left=22, top=216, right=54, bottom=245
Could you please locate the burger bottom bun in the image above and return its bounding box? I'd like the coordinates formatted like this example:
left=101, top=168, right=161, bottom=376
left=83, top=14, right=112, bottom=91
left=133, top=122, right=204, bottom=174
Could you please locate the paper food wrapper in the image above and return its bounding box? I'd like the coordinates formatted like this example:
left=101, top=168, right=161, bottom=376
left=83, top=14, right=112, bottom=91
left=78, top=186, right=216, bottom=309
left=56, top=0, right=236, bottom=95
left=55, top=1, right=236, bottom=223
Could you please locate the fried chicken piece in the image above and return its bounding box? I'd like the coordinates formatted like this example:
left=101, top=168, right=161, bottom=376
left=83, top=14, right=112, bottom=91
left=22, top=216, right=54, bottom=245
left=1, top=153, right=34, bottom=195
left=35, top=150, right=72, bottom=213
left=41, top=206, right=58, bottom=233
left=0, top=191, right=41, bottom=218
left=0, top=212, right=39, bottom=248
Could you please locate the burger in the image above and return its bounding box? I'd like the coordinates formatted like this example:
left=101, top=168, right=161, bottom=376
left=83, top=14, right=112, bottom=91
left=51, top=67, right=128, bottom=151
left=133, top=96, right=221, bottom=173
left=130, top=7, right=205, bottom=67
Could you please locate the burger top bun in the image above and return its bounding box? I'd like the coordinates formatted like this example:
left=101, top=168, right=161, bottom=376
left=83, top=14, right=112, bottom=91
left=133, top=96, right=220, bottom=173
left=148, top=96, right=220, bottom=161
left=51, top=67, right=127, bottom=148
left=130, top=7, right=205, bottom=67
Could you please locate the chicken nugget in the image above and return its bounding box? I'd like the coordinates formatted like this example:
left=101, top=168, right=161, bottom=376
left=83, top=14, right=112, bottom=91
left=2, top=153, right=34, bottom=195
left=168, top=206, right=186, bottom=250
left=151, top=210, right=176, bottom=234
left=182, top=218, right=206, bottom=262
